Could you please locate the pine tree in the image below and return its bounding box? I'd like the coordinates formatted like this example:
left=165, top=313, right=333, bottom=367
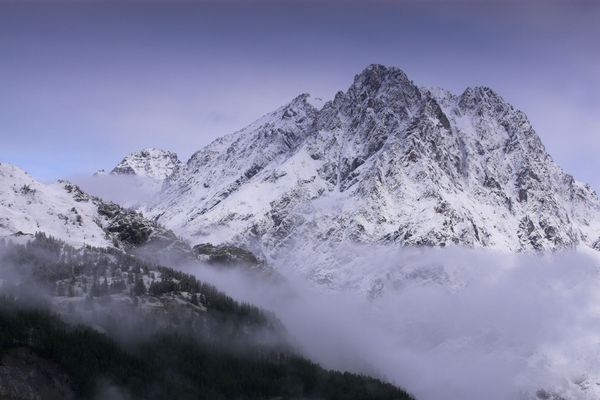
left=133, top=278, right=146, bottom=296
left=56, top=282, right=65, bottom=297
left=68, top=283, right=75, bottom=297
left=101, top=277, right=109, bottom=296
left=90, top=279, right=100, bottom=297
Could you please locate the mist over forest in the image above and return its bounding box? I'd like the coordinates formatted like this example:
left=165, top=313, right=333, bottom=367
left=0, top=234, right=412, bottom=400
left=182, top=243, right=600, bottom=400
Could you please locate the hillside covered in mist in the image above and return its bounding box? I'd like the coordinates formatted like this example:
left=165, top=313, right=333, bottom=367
left=0, top=234, right=412, bottom=400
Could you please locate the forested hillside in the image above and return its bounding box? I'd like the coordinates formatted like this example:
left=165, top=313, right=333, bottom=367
left=0, top=234, right=412, bottom=400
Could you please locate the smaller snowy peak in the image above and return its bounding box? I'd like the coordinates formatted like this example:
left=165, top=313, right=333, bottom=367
left=184, top=93, right=318, bottom=172
left=286, top=92, right=328, bottom=112
left=111, top=148, right=181, bottom=181
left=458, top=86, right=505, bottom=111
left=305, top=94, right=327, bottom=110
left=281, top=93, right=319, bottom=118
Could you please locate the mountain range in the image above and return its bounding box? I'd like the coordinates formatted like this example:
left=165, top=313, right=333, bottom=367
left=5, top=64, right=600, bottom=261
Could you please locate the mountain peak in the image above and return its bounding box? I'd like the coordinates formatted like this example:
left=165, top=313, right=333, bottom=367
left=281, top=93, right=318, bottom=117
left=149, top=64, right=600, bottom=259
left=111, top=148, right=181, bottom=181
left=290, top=92, right=311, bottom=104
left=356, top=64, right=410, bottom=80
left=352, top=64, right=412, bottom=91
left=459, top=86, right=505, bottom=109
left=344, top=64, right=422, bottom=115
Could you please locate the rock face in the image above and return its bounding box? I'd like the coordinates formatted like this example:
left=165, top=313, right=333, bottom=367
left=111, top=148, right=181, bottom=181
left=150, top=64, right=600, bottom=256
left=193, top=243, right=262, bottom=267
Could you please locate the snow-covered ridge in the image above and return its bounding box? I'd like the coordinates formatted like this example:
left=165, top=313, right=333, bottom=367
left=147, top=64, right=600, bottom=258
left=110, top=148, right=181, bottom=181
left=0, top=162, right=188, bottom=255
left=0, top=162, right=109, bottom=248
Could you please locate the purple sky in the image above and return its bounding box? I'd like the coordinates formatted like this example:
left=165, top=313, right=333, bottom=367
left=1, top=1, right=599, bottom=190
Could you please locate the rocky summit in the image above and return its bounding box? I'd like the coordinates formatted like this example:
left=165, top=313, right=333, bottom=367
left=146, top=64, right=600, bottom=257
left=111, top=148, right=181, bottom=182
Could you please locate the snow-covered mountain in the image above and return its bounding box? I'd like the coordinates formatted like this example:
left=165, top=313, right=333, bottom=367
left=149, top=64, right=600, bottom=257
left=110, top=148, right=181, bottom=181
left=0, top=162, right=188, bottom=256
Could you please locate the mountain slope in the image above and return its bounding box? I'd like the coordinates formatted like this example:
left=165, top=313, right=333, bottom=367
left=0, top=162, right=188, bottom=257
left=149, top=64, right=600, bottom=256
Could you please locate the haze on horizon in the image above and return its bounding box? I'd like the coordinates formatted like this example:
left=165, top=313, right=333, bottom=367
left=1, top=0, right=599, bottom=191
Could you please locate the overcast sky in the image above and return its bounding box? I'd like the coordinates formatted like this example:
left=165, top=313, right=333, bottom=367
left=1, top=0, right=599, bottom=190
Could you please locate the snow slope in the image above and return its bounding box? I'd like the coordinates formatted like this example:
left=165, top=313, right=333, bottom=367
left=0, top=163, right=110, bottom=247
left=0, top=162, right=188, bottom=255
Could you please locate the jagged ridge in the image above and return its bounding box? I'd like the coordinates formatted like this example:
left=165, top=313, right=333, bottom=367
left=149, top=64, right=600, bottom=257
left=111, top=148, right=181, bottom=181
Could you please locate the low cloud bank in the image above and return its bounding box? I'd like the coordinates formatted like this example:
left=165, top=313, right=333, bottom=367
left=184, top=245, right=600, bottom=400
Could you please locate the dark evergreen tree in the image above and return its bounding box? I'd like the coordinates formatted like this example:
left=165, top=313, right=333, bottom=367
left=133, top=278, right=146, bottom=296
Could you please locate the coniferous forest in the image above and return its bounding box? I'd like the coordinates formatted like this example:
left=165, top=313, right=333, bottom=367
left=0, top=235, right=413, bottom=400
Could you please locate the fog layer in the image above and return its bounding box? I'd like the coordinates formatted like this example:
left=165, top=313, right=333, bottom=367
left=184, top=245, right=600, bottom=400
